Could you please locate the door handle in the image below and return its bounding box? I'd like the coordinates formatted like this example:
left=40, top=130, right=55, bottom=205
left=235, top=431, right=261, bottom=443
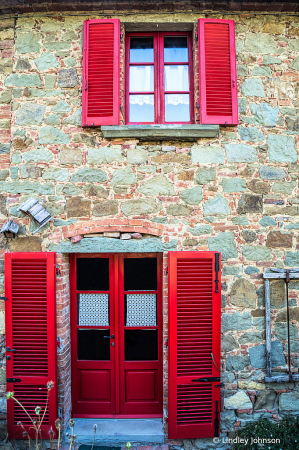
left=103, top=335, right=115, bottom=339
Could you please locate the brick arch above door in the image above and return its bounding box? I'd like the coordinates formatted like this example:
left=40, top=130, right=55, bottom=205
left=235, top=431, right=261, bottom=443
left=46, top=218, right=179, bottom=253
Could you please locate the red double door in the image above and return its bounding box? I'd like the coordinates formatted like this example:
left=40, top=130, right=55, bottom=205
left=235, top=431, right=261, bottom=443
left=70, top=253, right=163, bottom=417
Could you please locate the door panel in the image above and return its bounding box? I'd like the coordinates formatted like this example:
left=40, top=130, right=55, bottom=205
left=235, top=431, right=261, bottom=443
left=71, top=253, right=163, bottom=417
left=119, top=255, right=163, bottom=416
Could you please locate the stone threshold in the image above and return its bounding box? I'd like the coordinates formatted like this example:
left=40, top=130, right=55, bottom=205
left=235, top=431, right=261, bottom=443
left=64, top=418, right=165, bottom=445
left=101, top=124, right=220, bottom=141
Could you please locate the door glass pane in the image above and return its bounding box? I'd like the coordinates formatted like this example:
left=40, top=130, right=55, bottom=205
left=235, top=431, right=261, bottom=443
left=164, top=65, right=189, bottom=91
left=76, top=258, right=109, bottom=291
left=130, top=37, right=154, bottom=63
left=124, top=258, right=157, bottom=291
left=165, top=94, right=190, bottom=122
left=164, top=36, right=188, bottom=62
left=78, top=294, right=109, bottom=326
left=78, top=329, right=110, bottom=360
left=125, top=330, right=158, bottom=361
left=129, top=66, right=154, bottom=92
left=125, top=294, right=157, bottom=326
left=129, top=95, right=154, bottom=122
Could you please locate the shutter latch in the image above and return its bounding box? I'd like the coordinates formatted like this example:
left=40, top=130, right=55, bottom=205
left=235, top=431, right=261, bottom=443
left=192, top=377, right=220, bottom=382
left=164, top=338, right=168, bottom=349
left=164, top=266, right=168, bottom=276
left=214, top=253, right=219, bottom=293
left=84, top=80, right=87, bottom=90
left=7, top=378, right=21, bottom=383
left=0, top=297, right=7, bottom=301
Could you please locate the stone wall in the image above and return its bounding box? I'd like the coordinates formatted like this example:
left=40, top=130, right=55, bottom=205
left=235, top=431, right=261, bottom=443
left=0, top=9, right=299, bottom=446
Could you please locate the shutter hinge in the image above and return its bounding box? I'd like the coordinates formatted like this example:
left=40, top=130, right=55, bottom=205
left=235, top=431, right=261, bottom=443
left=56, top=264, right=60, bottom=276
left=164, top=416, right=168, bottom=424
left=164, top=338, right=168, bottom=349
left=164, top=266, right=168, bottom=276
left=0, top=297, right=7, bottom=301
left=120, top=102, right=123, bottom=111
left=7, top=378, right=21, bottom=383
left=214, top=400, right=220, bottom=437
left=84, top=80, right=87, bottom=91
left=120, top=31, right=123, bottom=39
left=214, top=253, right=219, bottom=293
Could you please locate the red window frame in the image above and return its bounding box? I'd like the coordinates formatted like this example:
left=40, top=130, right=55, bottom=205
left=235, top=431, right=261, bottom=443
left=125, top=32, right=194, bottom=125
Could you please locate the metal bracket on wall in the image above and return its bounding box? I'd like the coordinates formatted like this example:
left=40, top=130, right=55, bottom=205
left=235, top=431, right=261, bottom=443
left=263, top=268, right=299, bottom=383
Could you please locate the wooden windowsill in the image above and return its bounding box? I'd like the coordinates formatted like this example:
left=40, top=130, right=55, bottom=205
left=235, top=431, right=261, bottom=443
left=101, top=124, right=220, bottom=141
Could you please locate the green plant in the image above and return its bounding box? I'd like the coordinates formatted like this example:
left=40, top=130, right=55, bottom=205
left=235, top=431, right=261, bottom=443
left=232, top=416, right=299, bottom=450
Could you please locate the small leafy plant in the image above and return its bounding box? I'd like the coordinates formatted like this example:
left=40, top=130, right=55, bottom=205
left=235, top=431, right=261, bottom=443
left=232, top=416, right=299, bottom=450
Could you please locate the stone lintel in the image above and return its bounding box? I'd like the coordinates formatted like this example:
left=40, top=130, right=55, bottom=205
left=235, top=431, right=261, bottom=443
left=101, top=125, right=220, bottom=141
left=48, top=237, right=177, bottom=253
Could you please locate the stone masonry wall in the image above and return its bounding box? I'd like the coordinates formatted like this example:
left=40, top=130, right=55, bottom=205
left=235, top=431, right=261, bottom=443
left=0, top=10, right=299, bottom=447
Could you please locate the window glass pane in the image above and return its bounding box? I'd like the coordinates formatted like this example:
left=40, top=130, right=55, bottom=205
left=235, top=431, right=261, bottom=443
left=164, top=36, right=188, bottom=62
left=124, top=258, right=157, bottom=291
left=125, top=294, right=157, bottom=326
left=76, top=258, right=109, bottom=291
left=164, top=65, right=189, bottom=91
left=165, top=94, right=190, bottom=122
left=129, top=95, right=154, bottom=122
left=125, top=330, right=158, bottom=361
left=78, top=329, right=110, bottom=360
left=130, top=37, right=154, bottom=63
left=78, top=294, right=109, bottom=326
left=129, top=66, right=154, bottom=92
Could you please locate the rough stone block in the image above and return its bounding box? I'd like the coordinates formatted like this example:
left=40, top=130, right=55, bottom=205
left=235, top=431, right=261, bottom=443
left=249, top=103, right=279, bottom=126
left=242, top=245, right=272, bottom=261
left=191, top=145, right=224, bottom=164
left=266, top=231, right=293, bottom=248
left=8, top=236, right=42, bottom=252
left=57, top=68, right=79, bottom=88
left=237, top=194, right=263, bottom=214
left=179, top=186, right=203, bottom=205
left=221, top=178, right=246, bottom=193
left=225, top=144, right=257, bottom=162
left=208, top=232, right=237, bottom=261
left=166, top=204, right=191, bottom=216
left=224, top=391, right=252, bottom=410
left=138, top=174, right=174, bottom=196
left=267, top=134, right=297, bottom=163
left=93, top=201, right=119, bottom=217
left=127, top=148, right=148, bottom=165
left=221, top=335, right=240, bottom=353
left=111, top=168, right=137, bottom=187
left=39, top=127, right=70, bottom=145
left=71, top=168, right=107, bottom=183
left=249, top=341, right=286, bottom=369
left=66, top=196, right=91, bottom=218
left=60, top=147, right=82, bottom=165
left=122, top=199, right=162, bottom=217
left=241, top=79, right=265, bottom=97
left=195, top=167, right=216, bottom=185
left=230, top=279, right=257, bottom=308
left=187, top=225, right=213, bottom=236
left=34, top=52, right=59, bottom=71
left=222, top=312, right=251, bottom=333
left=259, top=166, right=286, bottom=180
left=249, top=179, right=270, bottom=194
left=87, top=147, right=124, bottom=164
left=203, top=195, right=231, bottom=216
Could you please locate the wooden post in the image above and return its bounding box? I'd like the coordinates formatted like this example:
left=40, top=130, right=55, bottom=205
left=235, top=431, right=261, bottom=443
left=264, top=279, right=271, bottom=378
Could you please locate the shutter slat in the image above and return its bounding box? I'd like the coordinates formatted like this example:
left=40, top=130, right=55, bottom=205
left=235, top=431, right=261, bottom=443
left=5, top=252, right=57, bottom=440
left=82, top=19, right=120, bottom=126
left=168, top=251, right=221, bottom=439
left=199, top=18, right=238, bottom=125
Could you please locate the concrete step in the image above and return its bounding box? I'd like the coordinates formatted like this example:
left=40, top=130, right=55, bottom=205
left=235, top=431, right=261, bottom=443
left=65, top=418, right=165, bottom=445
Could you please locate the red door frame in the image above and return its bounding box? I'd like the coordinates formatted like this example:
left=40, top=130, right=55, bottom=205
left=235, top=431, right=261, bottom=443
left=70, top=254, right=116, bottom=416
left=70, top=253, right=163, bottom=418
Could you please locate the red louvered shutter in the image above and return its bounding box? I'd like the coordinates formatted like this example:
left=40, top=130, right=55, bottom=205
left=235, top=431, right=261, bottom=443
left=5, top=252, right=57, bottom=439
left=199, top=18, right=238, bottom=126
left=82, top=19, right=120, bottom=127
left=168, top=251, right=221, bottom=439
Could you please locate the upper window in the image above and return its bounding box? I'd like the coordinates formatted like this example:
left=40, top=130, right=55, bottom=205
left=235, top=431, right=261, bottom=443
left=125, top=33, right=194, bottom=124
left=82, top=19, right=238, bottom=128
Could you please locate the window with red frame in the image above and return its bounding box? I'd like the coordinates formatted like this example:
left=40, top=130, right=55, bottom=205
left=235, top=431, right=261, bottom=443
left=125, top=33, right=194, bottom=125
left=82, top=18, right=238, bottom=128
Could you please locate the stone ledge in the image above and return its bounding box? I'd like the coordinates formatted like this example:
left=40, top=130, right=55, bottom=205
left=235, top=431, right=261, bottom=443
left=101, top=124, right=220, bottom=141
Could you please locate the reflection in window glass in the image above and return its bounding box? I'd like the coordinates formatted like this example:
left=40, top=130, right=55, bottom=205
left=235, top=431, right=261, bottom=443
left=164, top=65, right=189, bottom=91
left=78, top=329, right=110, bottom=361
left=129, top=66, right=154, bottom=92
left=164, top=36, right=188, bottom=62
left=77, top=294, right=109, bottom=326
left=124, top=258, right=157, bottom=291
left=125, top=294, right=157, bottom=326
left=130, top=37, right=154, bottom=63
left=129, top=94, right=154, bottom=122
left=165, top=94, right=190, bottom=122
left=125, top=329, right=158, bottom=361
left=76, top=258, right=109, bottom=291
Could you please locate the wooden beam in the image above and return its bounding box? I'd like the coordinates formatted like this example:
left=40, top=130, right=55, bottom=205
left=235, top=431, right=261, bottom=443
left=265, top=374, right=299, bottom=383
left=263, top=273, right=299, bottom=279
left=265, top=279, right=272, bottom=378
